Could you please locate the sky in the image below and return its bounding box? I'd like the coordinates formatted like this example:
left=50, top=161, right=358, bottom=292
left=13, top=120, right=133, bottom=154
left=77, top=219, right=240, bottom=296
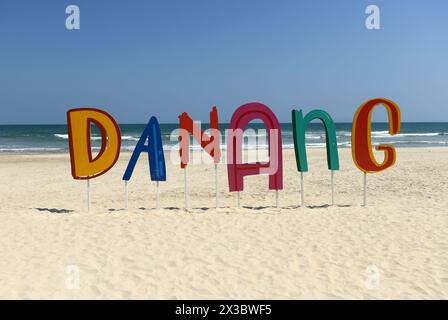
left=0, top=0, right=447, bottom=124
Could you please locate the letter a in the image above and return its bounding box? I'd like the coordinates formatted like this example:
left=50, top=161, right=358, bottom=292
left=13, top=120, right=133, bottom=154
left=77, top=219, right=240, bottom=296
left=227, top=102, right=283, bottom=192
left=122, top=117, right=166, bottom=182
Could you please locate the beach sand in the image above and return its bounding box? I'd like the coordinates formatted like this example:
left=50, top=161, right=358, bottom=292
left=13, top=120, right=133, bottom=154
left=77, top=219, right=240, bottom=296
left=0, top=148, right=447, bottom=299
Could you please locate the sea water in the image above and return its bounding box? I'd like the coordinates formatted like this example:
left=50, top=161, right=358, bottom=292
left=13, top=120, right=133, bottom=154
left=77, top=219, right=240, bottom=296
left=0, top=122, right=447, bottom=153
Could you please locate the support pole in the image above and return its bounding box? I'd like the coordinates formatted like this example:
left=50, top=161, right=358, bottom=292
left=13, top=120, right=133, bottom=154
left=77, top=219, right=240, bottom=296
left=125, top=181, right=128, bottom=210
left=237, top=191, right=240, bottom=208
left=276, top=190, right=279, bottom=208
left=87, top=179, right=91, bottom=212
left=300, top=172, right=304, bottom=207
left=331, top=170, right=335, bottom=206
left=184, top=167, right=188, bottom=210
left=214, top=164, right=218, bottom=208
left=363, top=172, right=367, bottom=207
left=156, top=181, right=160, bottom=209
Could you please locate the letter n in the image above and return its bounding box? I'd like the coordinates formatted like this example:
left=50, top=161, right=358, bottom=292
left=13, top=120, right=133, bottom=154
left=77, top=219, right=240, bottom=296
left=292, top=109, right=339, bottom=172
left=178, top=106, right=221, bottom=168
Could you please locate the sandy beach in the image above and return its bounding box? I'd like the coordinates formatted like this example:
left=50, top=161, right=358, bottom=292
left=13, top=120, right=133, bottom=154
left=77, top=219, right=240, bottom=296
left=0, top=148, right=447, bottom=299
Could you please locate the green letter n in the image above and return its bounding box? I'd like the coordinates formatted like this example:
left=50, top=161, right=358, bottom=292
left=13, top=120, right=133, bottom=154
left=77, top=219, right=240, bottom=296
left=291, top=109, right=339, bottom=172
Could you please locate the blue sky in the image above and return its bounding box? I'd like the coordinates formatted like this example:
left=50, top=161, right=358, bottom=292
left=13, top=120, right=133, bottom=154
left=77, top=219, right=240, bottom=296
left=0, top=0, right=447, bottom=124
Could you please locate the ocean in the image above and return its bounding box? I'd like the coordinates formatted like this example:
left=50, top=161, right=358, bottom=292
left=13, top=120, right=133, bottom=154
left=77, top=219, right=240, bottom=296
left=0, top=122, right=447, bottom=153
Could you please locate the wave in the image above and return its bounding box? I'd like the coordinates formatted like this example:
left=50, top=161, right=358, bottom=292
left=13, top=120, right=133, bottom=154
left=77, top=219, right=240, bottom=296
left=0, top=147, right=63, bottom=152
left=371, top=132, right=442, bottom=138
left=54, top=131, right=448, bottom=142
left=3, top=140, right=448, bottom=153
left=163, top=141, right=353, bottom=151
left=54, top=133, right=139, bottom=141
left=122, top=136, right=139, bottom=141
left=336, top=131, right=446, bottom=138
left=386, top=140, right=448, bottom=145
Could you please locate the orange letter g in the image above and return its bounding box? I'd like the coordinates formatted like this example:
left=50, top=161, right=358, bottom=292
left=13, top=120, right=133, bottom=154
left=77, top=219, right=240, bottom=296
left=352, top=98, right=401, bottom=173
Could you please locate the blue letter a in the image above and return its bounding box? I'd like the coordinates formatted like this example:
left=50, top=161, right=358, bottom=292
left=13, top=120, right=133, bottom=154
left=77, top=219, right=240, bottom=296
left=123, top=117, right=166, bottom=181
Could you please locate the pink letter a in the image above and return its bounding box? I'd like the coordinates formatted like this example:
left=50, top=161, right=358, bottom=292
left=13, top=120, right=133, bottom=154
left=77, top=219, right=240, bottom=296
left=227, top=102, right=283, bottom=192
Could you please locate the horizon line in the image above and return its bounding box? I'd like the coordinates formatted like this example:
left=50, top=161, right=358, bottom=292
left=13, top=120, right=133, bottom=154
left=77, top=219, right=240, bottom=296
left=1, top=121, right=448, bottom=126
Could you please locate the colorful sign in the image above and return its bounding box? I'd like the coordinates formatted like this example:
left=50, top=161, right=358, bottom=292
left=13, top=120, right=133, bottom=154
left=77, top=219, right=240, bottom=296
left=122, top=116, right=166, bottom=182
left=352, top=98, right=401, bottom=173
left=178, top=106, right=221, bottom=168
left=67, top=108, right=121, bottom=179
left=292, top=109, right=339, bottom=172
left=66, top=98, right=401, bottom=208
left=227, top=102, right=283, bottom=192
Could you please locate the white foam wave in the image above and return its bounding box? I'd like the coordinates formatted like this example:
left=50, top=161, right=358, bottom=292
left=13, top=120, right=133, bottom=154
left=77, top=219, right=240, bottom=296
left=0, top=147, right=63, bottom=152
left=54, top=133, right=139, bottom=141
left=372, top=132, right=441, bottom=138
left=122, top=136, right=139, bottom=141
left=337, top=131, right=445, bottom=138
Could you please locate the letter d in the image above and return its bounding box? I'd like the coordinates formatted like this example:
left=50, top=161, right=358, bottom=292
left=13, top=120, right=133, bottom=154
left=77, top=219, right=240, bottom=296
left=67, top=108, right=121, bottom=179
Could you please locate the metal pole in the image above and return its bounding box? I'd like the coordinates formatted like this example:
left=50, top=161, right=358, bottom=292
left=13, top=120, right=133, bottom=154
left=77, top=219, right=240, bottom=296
left=331, top=170, right=335, bottom=206
left=87, top=179, right=91, bottom=212
left=301, top=172, right=304, bottom=207
left=184, top=167, right=188, bottom=210
left=276, top=190, right=279, bottom=208
left=215, top=164, right=218, bottom=208
left=125, top=181, right=128, bottom=210
left=237, top=191, right=240, bottom=208
left=363, top=172, right=367, bottom=207
left=156, top=181, right=160, bottom=209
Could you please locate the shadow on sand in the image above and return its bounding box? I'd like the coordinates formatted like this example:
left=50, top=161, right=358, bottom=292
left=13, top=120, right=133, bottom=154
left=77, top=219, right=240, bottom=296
left=35, top=208, right=74, bottom=214
left=306, top=204, right=352, bottom=209
left=104, top=204, right=352, bottom=212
